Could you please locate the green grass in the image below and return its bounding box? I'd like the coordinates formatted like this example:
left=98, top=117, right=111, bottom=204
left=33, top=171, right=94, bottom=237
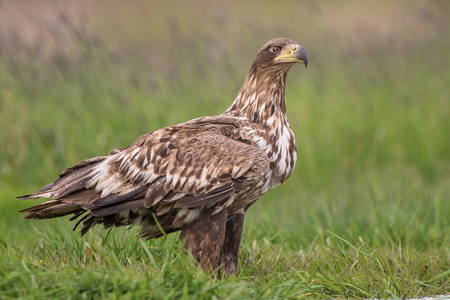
left=1, top=1, right=450, bottom=299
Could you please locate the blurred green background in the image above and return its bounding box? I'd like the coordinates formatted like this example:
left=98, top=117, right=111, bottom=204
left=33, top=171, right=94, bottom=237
left=1, top=0, right=450, bottom=250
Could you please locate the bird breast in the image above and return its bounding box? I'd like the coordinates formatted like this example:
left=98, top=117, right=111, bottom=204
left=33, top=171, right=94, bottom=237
left=249, top=120, right=297, bottom=189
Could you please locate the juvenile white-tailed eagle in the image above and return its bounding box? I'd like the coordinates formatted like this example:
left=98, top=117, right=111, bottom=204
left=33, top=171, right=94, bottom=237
left=18, top=37, right=308, bottom=275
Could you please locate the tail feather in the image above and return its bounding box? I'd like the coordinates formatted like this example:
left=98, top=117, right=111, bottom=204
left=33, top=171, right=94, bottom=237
left=19, top=200, right=62, bottom=212
left=16, top=183, right=56, bottom=200
left=17, top=155, right=171, bottom=237
left=51, top=164, right=102, bottom=199
left=16, top=191, right=52, bottom=200
left=18, top=156, right=106, bottom=201
left=18, top=156, right=108, bottom=227
left=38, top=182, right=55, bottom=193
left=21, top=201, right=80, bottom=220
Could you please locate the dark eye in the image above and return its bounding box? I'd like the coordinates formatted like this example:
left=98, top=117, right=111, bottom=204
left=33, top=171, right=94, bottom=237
left=272, top=46, right=281, bottom=53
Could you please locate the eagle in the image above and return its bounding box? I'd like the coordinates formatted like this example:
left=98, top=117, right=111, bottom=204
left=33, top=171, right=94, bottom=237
left=18, top=37, right=308, bottom=275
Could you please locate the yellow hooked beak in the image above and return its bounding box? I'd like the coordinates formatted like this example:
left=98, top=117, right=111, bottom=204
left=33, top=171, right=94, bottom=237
left=274, top=44, right=308, bottom=67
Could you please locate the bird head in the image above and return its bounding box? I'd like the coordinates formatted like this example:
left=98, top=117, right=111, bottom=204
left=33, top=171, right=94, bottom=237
left=252, top=37, right=308, bottom=71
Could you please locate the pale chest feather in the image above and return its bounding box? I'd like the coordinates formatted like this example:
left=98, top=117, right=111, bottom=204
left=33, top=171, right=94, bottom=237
left=248, top=121, right=297, bottom=188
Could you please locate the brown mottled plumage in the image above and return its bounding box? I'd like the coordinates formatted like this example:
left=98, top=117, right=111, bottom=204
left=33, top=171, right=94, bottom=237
left=18, top=37, right=308, bottom=275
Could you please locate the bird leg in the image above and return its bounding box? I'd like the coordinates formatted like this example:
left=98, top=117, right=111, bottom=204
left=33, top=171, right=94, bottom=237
left=219, top=212, right=245, bottom=276
left=180, top=209, right=227, bottom=272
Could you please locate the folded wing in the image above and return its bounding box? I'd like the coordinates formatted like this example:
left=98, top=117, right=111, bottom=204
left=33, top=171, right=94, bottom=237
left=19, top=118, right=270, bottom=230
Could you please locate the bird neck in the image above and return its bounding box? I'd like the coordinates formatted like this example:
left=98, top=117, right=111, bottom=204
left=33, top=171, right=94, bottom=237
left=223, top=66, right=290, bottom=124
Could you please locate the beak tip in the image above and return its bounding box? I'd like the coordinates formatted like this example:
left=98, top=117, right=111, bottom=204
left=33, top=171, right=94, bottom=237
left=293, top=46, right=308, bottom=68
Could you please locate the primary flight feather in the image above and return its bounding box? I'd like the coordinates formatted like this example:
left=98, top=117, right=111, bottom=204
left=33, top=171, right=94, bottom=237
left=18, top=37, right=308, bottom=275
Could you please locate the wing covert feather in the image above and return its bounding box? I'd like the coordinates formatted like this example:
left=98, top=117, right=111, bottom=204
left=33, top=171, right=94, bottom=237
left=85, top=119, right=269, bottom=210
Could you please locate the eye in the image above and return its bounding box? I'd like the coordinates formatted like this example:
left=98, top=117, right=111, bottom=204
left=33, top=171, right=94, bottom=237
left=272, top=46, right=281, bottom=53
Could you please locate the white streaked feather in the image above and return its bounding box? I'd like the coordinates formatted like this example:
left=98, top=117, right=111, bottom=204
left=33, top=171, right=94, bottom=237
left=172, top=173, right=180, bottom=186
left=166, top=173, right=173, bottom=184
left=175, top=207, right=201, bottom=222
left=213, top=206, right=224, bottom=214
left=256, top=138, right=267, bottom=149
left=129, top=147, right=141, bottom=160
left=178, top=176, right=187, bottom=188
left=98, top=175, right=124, bottom=197
left=145, top=172, right=160, bottom=185
left=197, top=178, right=208, bottom=190
left=224, top=195, right=235, bottom=207
left=186, top=176, right=196, bottom=190
left=86, top=162, right=108, bottom=188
